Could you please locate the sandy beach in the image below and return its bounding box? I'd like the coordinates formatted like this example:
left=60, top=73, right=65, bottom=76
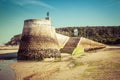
left=3, top=45, right=118, bottom=80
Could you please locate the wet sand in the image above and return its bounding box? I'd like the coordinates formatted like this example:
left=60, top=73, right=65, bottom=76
left=0, top=46, right=18, bottom=80
left=0, top=60, right=16, bottom=80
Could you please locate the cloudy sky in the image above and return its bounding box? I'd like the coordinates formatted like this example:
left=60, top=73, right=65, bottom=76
left=0, top=0, right=120, bottom=44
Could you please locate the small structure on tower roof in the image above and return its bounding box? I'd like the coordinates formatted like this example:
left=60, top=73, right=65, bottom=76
left=46, top=12, right=50, bottom=20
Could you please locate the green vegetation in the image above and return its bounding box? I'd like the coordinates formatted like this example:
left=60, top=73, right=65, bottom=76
left=56, top=26, right=120, bottom=45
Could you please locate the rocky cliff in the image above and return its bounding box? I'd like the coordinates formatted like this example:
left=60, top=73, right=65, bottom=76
left=5, top=34, right=22, bottom=45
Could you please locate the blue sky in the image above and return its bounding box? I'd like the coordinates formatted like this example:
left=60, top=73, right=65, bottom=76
left=0, top=0, right=120, bottom=44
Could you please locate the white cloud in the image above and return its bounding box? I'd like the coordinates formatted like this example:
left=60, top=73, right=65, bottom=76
left=11, top=0, right=55, bottom=9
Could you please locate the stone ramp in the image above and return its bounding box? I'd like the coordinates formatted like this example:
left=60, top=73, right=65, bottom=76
left=56, top=33, right=69, bottom=48
left=79, top=37, right=106, bottom=51
left=60, top=37, right=80, bottom=53
left=56, top=34, right=106, bottom=54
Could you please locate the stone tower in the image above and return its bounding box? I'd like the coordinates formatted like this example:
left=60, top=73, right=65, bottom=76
left=18, top=18, right=60, bottom=60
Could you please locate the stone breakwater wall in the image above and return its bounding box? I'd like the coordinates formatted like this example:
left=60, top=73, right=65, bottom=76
left=18, top=19, right=60, bottom=60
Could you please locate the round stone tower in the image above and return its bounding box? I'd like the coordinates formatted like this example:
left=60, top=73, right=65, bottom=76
left=18, top=18, right=60, bottom=60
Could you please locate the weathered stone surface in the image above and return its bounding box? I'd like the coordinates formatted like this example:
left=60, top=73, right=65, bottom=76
left=18, top=19, right=60, bottom=60
left=18, top=49, right=60, bottom=60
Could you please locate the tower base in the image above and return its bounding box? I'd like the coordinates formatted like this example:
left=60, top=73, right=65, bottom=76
left=18, top=49, right=61, bottom=61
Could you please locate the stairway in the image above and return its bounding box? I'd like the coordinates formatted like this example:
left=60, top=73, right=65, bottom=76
left=60, top=37, right=80, bottom=53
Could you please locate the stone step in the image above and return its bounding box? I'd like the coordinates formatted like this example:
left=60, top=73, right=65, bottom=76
left=63, top=37, right=80, bottom=47
left=60, top=37, right=80, bottom=53
left=60, top=47, right=75, bottom=53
